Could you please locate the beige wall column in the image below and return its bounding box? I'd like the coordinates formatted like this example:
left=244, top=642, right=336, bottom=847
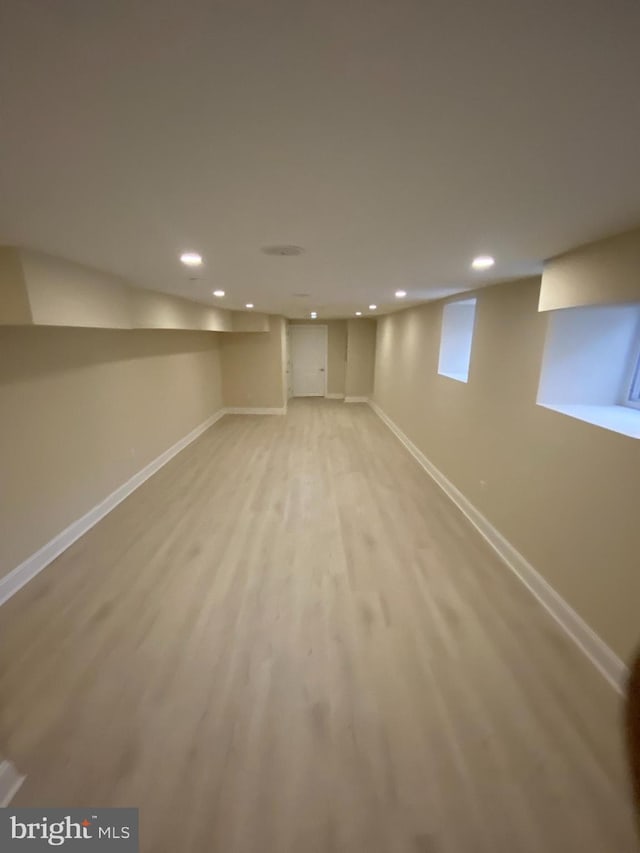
left=345, top=318, right=376, bottom=399
left=221, top=316, right=287, bottom=410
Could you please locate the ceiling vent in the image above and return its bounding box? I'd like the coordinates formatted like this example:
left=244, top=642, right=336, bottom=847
left=261, top=245, right=304, bottom=257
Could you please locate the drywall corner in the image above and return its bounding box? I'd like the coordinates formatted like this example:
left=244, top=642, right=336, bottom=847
left=0, top=247, right=32, bottom=325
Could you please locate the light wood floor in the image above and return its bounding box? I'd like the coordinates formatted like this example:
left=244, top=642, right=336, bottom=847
left=0, top=399, right=636, bottom=852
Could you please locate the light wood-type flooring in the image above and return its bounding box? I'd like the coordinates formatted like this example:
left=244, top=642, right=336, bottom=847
left=0, top=399, right=637, bottom=852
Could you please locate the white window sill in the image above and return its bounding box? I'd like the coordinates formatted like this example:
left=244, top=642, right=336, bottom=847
left=438, top=370, right=469, bottom=383
left=540, top=403, right=640, bottom=439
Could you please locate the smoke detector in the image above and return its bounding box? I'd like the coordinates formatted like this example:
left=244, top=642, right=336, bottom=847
left=261, top=245, right=305, bottom=257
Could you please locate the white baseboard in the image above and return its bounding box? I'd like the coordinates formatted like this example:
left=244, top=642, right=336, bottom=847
left=344, top=396, right=369, bottom=403
left=0, top=409, right=226, bottom=608
left=0, top=759, right=25, bottom=807
left=369, top=400, right=627, bottom=693
left=325, top=393, right=345, bottom=400
left=224, top=406, right=287, bottom=415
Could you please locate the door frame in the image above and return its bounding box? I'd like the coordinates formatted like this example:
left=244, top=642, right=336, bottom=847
left=289, top=324, right=328, bottom=397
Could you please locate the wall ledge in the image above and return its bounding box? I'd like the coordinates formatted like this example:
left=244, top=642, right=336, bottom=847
left=0, top=246, right=270, bottom=333
left=540, top=403, right=640, bottom=439
left=369, top=399, right=627, bottom=693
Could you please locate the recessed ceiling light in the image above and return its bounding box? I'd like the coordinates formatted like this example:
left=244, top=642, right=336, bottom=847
left=355, top=311, right=362, bottom=316
left=212, top=289, right=225, bottom=297
left=245, top=303, right=254, bottom=309
left=471, top=255, right=495, bottom=270
left=395, top=290, right=407, bottom=298
left=310, top=311, right=317, bottom=318
left=180, top=252, right=202, bottom=266
left=369, top=304, right=377, bottom=310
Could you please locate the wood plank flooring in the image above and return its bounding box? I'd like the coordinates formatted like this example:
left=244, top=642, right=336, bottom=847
left=0, top=399, right=636, bottom=852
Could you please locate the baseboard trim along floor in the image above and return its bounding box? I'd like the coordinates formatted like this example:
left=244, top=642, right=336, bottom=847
left=0, top=409, right=227, bottom=608
left=0, top=404, right=302, bottom=606
left=0, top=760, right=25, bottom=807
left=224, top=406, right=287, bottom=415
left=0, top=399, right=627, bottom=694
left=368, top=400, right=627, bottom=693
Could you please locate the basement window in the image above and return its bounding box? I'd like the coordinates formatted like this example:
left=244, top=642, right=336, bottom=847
left=438, top=298, right=477, bottom=383
left=627, top=350, right=640, bottom=409
left=537, top=303, right=640, bottom=438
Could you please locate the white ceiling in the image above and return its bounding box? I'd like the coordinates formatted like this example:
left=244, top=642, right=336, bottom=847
left=1, top=0, right=640, bottom=319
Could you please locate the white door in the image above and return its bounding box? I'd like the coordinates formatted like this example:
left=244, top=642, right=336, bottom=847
left=290, top=325, right=327, bottom=396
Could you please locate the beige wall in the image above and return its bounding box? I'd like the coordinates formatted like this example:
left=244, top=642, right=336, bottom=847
left=0, top=326, right=223, bottom=578
left=231, top=311, right=270, bottom=332
left=221, top=316, right=287, bottom=409
left=374, top=278, right=640, bottom=662
left=346, top=318, right=376, bottom=398
left=130, top=287, right=231, bottom=332
left=327, top=321, right=348, bottom=396
left=540, top=226, right=640, bottom=311
left=281, top=319, right=289, bottom=404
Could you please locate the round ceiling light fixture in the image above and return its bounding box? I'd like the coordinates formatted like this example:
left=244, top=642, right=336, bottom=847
left=212, top=289, right=225, bottom=297
left=261, top=245, right=305, bottom=257
left=310, top=311, right=317, bottom=319
left=369, top=304, right=377, bottom=310
left=355, top=311, right=362, bottom=316
left=395, top=290, right=407, bottom=298
left=180, top=252, right=202, bottom=266
left=471, top=255, right=495, bottom=270
left=246, top=303, right=254, bottom=309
